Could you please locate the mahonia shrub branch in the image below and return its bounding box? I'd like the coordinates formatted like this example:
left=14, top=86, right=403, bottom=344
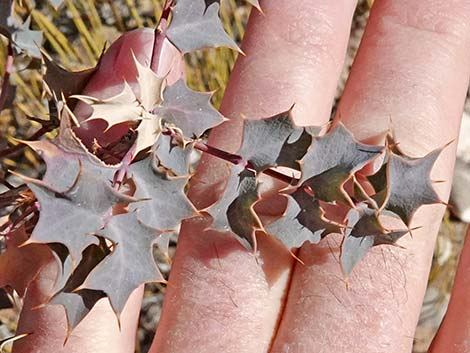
left=0, top=0, right=445, bottom=336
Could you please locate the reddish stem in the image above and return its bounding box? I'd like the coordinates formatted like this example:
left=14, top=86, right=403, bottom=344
left=161, top=129, right=297, bottom=185
left=150, top=0, right=173, bottom=73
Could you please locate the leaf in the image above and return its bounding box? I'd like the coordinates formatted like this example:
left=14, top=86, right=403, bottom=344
left=133, top=53, right=165, bottom=110
left=153, top=133, right=193, bottom=176
left=381, top=149, right=443, bottom=225
left=300, top=124, right=383, bottom=202
left=49, top=243, right=107, bottom=334
left=265, top=189, right=341, bottom=249
left=167, top=0, right=239, bottom=53
left=80, top=213, right=164, bottom=315
left=0, top=227, right=52, bottom=297
left=72, top=82, right=144, bottom=129
left=155, top=79, right=225, bottom=139
left=207, top=164, right=261, bottom=247
left=43, top=54, right=99, bottom=101
left=236, top=110, right=310, bottom=173
left=129, top=155, right=196, bottom=230
left=21, top=106, right=119, bottom=191
left=50, top=289, right=105, bottom=335
left=23, top=164, right=134, bottom=266
left=340, top=206, right=409, bottom=276
left=0, top=2, right=43, bottom=58
left=245, top=0, right=261, bottom=10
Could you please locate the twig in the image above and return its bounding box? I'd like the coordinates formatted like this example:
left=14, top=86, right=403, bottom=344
left=161, top=129, right=297, bottom=185
left=0, top=43, right=14, bottom=112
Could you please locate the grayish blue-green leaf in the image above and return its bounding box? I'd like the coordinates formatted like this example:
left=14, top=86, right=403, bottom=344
left=237, top=111, right=309, bottom=173
left=266, top=190, right=341, bottom=249
left=167, top=0, right=239, bottom=53
left=155, top=79, right=225, bottom=139
left=81, top=213, right=164, bottom=315
left=207, top=165, right=260, bottom=247
left=129, top=155, right=196, bottom=230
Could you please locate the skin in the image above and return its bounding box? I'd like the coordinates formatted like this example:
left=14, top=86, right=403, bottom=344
left=12, top=0, right=470, bottom=352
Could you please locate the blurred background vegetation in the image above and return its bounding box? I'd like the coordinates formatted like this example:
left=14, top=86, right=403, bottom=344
left=0, top=1, right=467, bottom=352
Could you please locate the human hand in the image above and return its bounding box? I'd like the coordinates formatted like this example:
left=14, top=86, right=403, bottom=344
left=12, top=1, right=470, bottom=352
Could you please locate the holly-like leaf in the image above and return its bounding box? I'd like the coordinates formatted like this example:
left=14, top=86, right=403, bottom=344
left=23, top=164, right=134, bottom=266
left=133, top=54, right=165, bottom=110
left=236, top=111, right=309, bottom=173
left=380, top=149, right=443, bottom=226
left=300, top=124, right=383, bottom=202
left=80, top=213, right=164, bottom=315
left=153, top=133, right=193, bottom=176
left=43, top=54, right=99, bottom=101
left=129, top=155, right=196, bottom=230
left=266, top=189, right=341, bottom=249
left=167, top=0, right=239, bottom=53
left=0, top=227, right=52, bottom=297
left=341, top=206, right=408, bottom=276
left=207, top=164, right=261, bottom=247
left=72, top=82, right=144, bottom=129
left=50, top=243, right=107, bottom=334
left=0, top=2, right=43, bottom=58
left=155, top=79, right=225, bottom=139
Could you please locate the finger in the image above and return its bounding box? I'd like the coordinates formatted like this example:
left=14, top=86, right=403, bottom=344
left=428, top=226, right=470, bottom=353
left=270, top=1, right=470, bottom=352
left=149, top=1, right=358, bottom=352
left=12, top=258, right=143, bottom=353
left=13, top=28, right=171, bottom=353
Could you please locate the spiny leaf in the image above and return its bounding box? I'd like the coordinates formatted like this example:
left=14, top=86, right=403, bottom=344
left=51, top=289, right=105, bottom=335
left=207, top=164, right=261, bottom=247
left=167, top=0, right=239, bottom=53
left=0, top=3, right=43, bottom=58
left=341, top=206, right=408, bottom=276
left=49, top=243, right=107, bottom=334
left=266, top=189, right=342, bottom=249
left=0, top=227, right=51, bottom=297
left=43, top=55, right=99, bottom=101
left=133, top=54, right=165, bottom=110
left=237, top=110, right=310, bottom=173
left=153, top=133, right=193, bottom=176
left=24, top=165, right=134, bottom=266
left=80, top=213, right=165, bottom=315
left=72, top=82, right=144, bottom=129
left=155, top=79, right=225, bottom=139
left=129, top=155, right=196, bottom=230
left=300, top=124, right=383, bottom=202
left=381, top=149, right=443, bottom=225
left=245, top=0, right=261, bottom=10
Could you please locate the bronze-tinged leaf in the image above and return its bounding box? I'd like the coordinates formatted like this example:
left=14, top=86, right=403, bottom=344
left=43, top=55, right=99, bottom=102
left=340, top=206, right=409, bottom=276
left=300, top=124, right=383, bottom=202
left=167, top=0, right=239, bottom=53
left=236, top=111, right=310, bottom=173
left=206, top=164, right=261, bottom=248
left=155, top=79, right=225, bottom=139
left=129, top=155, right=196, bottom=231
left=80, top=213, right=165, bottom=315
left=266, top=189, right=341, bottom=249
left=0, top=227, right=52, bottom=297
left=381, top=149, right=443, bottom=226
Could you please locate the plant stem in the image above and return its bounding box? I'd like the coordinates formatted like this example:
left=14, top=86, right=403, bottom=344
left=161, top=129, right=297, bottom=185
left=0, top=44, right=14, bottom=113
